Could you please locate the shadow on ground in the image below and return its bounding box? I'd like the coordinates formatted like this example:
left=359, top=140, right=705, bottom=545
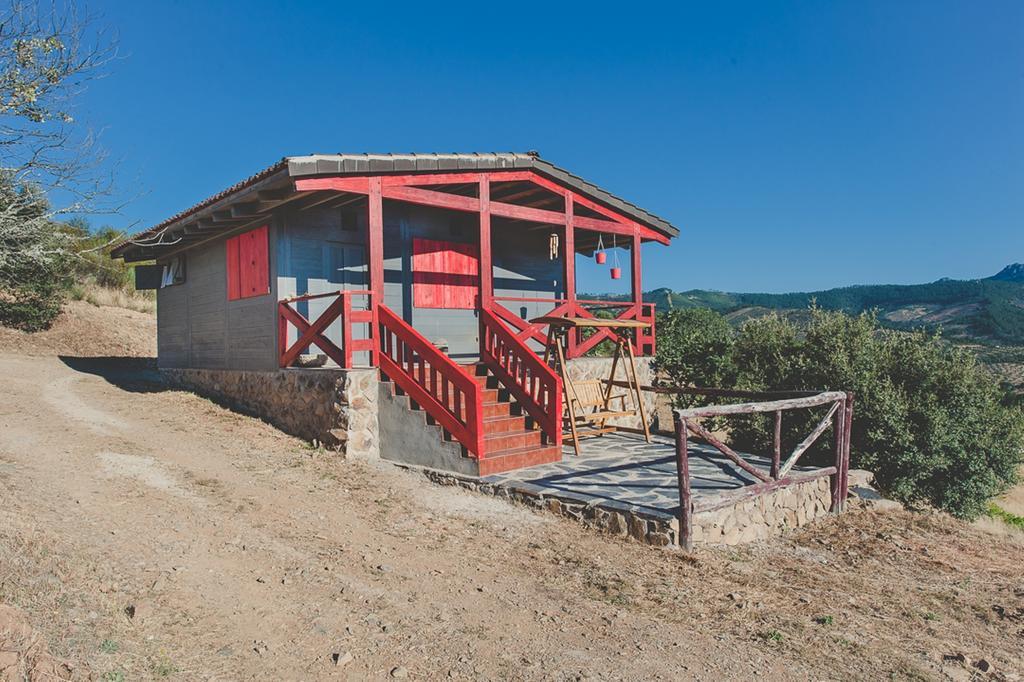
left=58, top=356, right=166, bottom=393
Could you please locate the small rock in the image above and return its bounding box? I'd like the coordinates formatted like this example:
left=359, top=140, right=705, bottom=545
left=332, top=651, right=354, bottom=667
left=974, top=659, right=993, bottom=673
left=944, top=653, right=971, bottom=667
left=391, top=665, right=408, bottom=678
left=256, top=576, right=266, bottom=584
left=377, top=564, right=393, bottom=573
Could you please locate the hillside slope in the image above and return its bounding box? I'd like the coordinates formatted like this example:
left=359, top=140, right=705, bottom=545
left=597, top=264, right=1024, bottom=345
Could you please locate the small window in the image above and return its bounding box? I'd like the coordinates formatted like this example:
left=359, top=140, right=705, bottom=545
left=226, top=225, right=270, bottom=300
left=160, top=256, right=185, bottom=287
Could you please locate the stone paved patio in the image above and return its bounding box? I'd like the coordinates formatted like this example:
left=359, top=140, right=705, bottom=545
left=485, top=431, right=810, bottom=516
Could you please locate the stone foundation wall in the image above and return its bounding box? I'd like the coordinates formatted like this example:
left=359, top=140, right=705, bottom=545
left=162, top=368, right=380, bottom=459
left=692, top=475, right=833, bottom=545
left=563, top=356, right=657, bottom=431
left=414, top=465, right=835, bottom=549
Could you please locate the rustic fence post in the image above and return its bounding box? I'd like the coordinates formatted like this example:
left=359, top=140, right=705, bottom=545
left=840, top=392, right=855, bottom=510
left=673, top=412, right=693, bottom=551
left=830, top=397, right=846, bottom=512
left=771, top=409, right=782, bottom=479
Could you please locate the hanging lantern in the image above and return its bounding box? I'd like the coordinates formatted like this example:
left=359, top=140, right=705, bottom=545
left=595, top=234, right=607, bottom=264
left=609, top=235, right=622, bottom=280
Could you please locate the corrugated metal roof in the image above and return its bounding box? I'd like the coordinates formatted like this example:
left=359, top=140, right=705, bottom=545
left=111, top=152, right=679, bottom=259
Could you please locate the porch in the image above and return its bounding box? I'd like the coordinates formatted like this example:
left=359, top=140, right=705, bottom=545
left=273, top=165, right=671, bottom=476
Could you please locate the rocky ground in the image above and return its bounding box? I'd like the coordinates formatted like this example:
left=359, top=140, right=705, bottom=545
left=0, top=302, right=1022, bottom=680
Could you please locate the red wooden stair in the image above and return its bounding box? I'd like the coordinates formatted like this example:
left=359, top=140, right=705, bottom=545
left=376, top=304, right=563, bottom=476
left=466, top=363, right=562, bottom=476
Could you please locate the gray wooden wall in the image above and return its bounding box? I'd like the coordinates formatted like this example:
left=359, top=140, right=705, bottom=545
left=156, top=202, right=564, bottom=370
left=156, top=222, right=279, bottom=371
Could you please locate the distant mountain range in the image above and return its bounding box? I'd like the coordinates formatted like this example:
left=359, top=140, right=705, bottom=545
left=594, top=264, right=1024, bottom=346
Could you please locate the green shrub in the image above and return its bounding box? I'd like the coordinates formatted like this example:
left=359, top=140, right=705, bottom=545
left=0, top=230, right=71, bottom=332
left=654, top=308, right=736, bottom=407
left=656, top=306, right=1024, bottom=519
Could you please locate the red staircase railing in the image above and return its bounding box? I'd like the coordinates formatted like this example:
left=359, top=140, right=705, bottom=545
left=377, top=304, right=486, bottom=457
left=480, top=308, right=562, bottom=448
left=278, top=289, right=376, bottom=368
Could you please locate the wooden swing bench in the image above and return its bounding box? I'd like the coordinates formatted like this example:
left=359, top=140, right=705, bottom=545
left=532, top=316, right=653, bottom=456
left=566, top=379, right=633, bottom=438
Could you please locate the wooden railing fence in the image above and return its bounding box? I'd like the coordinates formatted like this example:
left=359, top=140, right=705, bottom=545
left=277, top=289, right=375, bottom=368
left=377, top=304, right=486, bottom=458
left=480, top=308, right=562, bottom=447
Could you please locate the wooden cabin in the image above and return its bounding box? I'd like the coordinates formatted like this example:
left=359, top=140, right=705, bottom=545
left=112, top=153, right=679, bottom=475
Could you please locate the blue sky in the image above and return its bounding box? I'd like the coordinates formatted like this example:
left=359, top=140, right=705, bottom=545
left=79, top=1, right=1022, bottom=294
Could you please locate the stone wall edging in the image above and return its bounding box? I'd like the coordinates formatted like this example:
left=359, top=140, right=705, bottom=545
left=161, top=367, right=380, bottom=459
left=410, top=463, right=836, bottom=548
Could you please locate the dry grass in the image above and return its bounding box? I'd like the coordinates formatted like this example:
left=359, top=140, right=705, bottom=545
left=69, top=281, right=156, bottom=315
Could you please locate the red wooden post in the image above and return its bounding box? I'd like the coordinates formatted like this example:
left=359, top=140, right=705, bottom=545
left=771, top=409, right=782, bottom=479
left=563, top=191, right=577, bottom=357
left=341, top=294, right=353, bottom=368
left=674, top=412, right=693, bottom=551
left=277, top=302, right=288, bottom=367
left=631, top=232, right=644, bottom=356
left=367, top=177, right=384, bottom=366
left=478, top=175, right=493, bottom=308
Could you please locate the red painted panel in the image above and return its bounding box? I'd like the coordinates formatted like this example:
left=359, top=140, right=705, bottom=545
left=412, top=238, right=479, bottom=309
left=226, top=224, right=269, bottom=301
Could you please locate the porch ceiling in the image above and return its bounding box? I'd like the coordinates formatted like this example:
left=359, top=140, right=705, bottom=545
left=111, top=152, right=679, bottom=262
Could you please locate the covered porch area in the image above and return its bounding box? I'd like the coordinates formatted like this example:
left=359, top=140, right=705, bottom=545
left=276, top=166, right=668, bottom=371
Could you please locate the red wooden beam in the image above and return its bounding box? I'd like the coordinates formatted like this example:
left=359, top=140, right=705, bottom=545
left=632, top=232, right=643, bottom=315
left=564, top=191, right=577, bottom=357
left=293, top=170, right=671, bottom=244
left=479, top=175, right=493, bottom=307
left=294, top=176, right=370, bottom=193
left=380, top=184, right=478, bottom=212
left=503, top=171, right=670, bottom=245
left=367, top=177, right=384, bottom=346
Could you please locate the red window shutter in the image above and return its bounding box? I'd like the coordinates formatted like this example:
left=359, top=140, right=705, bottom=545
left=226, top=225, right=269, bottom=301
left=412, top=238, right=478, bottom=309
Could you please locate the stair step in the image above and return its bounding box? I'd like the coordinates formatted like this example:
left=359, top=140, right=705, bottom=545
left=483, top=401, right=513, bottom=418
left=483, top=414, right=527, bottom=434
left=477, top=445, right=563, bottom=476
left=471, top=373, right=497, bottom=387
left=483, top=429, right=542, bottom=453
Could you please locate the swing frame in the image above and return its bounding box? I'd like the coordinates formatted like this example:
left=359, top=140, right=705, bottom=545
left=533, top=316, right=653, bottom=456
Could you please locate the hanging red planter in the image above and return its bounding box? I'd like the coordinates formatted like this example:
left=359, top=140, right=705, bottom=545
left=595, top=251, right=607, bottom=264
left=609, top=234, right=622, bottom=280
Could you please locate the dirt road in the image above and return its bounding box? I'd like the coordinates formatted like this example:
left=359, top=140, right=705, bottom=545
left=1, top=349, right=1022, bottom=680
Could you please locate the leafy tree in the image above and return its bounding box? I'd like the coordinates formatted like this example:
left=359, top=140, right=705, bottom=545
left=654, top=308, right=736, bottom=407
left=0, top=2, right=117, bottom=330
